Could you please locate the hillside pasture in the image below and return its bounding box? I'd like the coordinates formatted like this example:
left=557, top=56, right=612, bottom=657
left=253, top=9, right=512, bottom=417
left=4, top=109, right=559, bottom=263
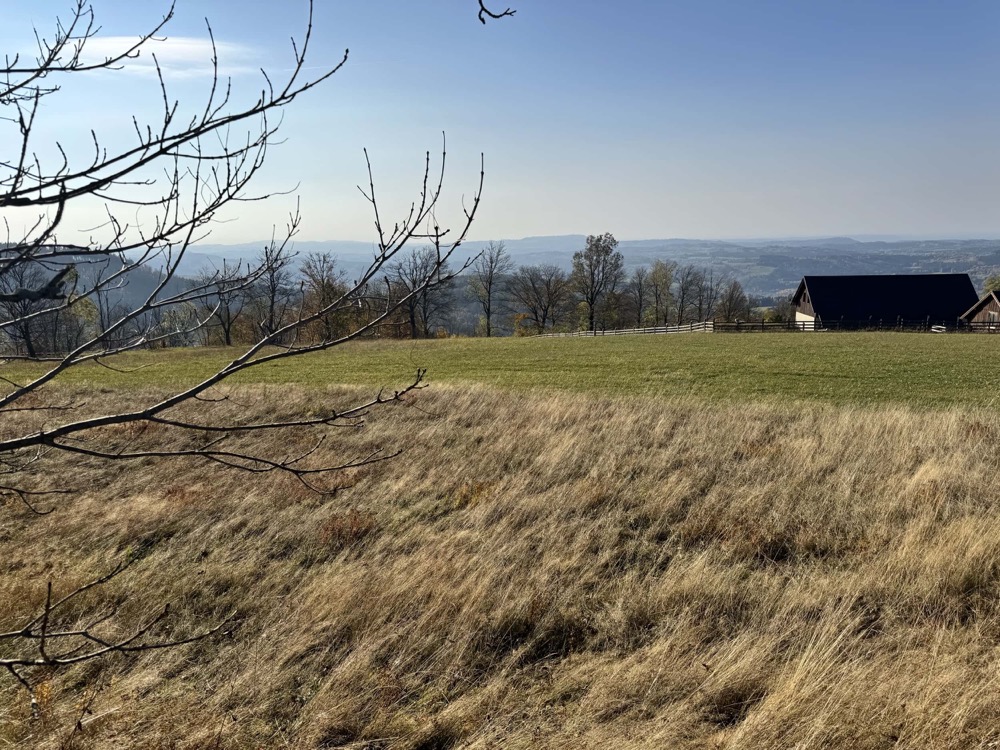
left=3, top=332, right=1000, bottom=747
left=4, top=331, right=998, bottom=407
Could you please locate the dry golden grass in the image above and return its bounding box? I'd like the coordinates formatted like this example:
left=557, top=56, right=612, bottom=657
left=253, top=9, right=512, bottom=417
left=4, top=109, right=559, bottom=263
left=3, top=384, right=1000, bottom=748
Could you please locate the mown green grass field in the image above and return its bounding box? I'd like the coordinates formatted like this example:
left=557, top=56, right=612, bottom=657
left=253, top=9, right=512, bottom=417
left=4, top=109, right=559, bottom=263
left=9, top=332, right=998, bottom=407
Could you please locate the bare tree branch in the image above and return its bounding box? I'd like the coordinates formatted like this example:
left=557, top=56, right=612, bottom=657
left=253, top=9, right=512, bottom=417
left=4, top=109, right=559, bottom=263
left=1, top=561, right=231, bottom=713
left=479, top=1, right=517, bottom=24
left=0, top=0, right=513, bottom=701
left=0, top=265, right=73, bottom=303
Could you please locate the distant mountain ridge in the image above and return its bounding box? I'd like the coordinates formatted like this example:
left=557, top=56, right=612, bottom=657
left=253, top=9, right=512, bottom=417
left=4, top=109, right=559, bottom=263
left=168, top=235, right=1000, bottom=298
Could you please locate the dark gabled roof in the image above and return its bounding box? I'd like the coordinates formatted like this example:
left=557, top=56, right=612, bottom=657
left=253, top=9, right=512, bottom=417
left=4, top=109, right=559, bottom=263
left=962, top=290, right=1000, bottom=320
left=792, top=274, right=979, bottom=323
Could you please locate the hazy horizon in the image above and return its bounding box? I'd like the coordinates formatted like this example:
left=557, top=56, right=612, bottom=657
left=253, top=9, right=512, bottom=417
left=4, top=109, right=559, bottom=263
left=191, top=232, right=1000, bottom=248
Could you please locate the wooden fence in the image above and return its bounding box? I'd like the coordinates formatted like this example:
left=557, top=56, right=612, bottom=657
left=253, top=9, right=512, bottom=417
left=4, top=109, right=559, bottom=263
left=534, top=319, right=997, bottom=338
left=790, top=319, right=987, bottom=332
left=536, top=321, right=715, bottom=338
left=714, top=321, right=817, bottom=333
left=964, top=322, right=1000, bottom=333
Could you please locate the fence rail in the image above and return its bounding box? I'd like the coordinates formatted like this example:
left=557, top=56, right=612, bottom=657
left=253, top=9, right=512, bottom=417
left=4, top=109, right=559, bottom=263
left=965, top=322, right=1000, bottom=333
left=537, top=321, right=715, bottom=338
left=714, top=321, right=817, bottom=333
left=533, top=319, right=998, bottom=338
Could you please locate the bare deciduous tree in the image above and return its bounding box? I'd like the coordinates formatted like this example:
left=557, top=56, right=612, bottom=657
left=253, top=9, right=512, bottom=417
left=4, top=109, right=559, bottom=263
left=250, top=242, right=298, bottom=343
left=388, top=246, right=456, bottom=338
left=673, top=264, right=700, bottom=325
left=625, top=266, right=650, bottom=327
left=571, top=233, right=624, bottom=332
left=717, top=278, right=751, bottom=322
left=0, top=0, right=512, bottom=702
left=0, top=262, right=61, bottom=356
left=92, top=257, right=133, bottom=349
left=300, top=251, right=350, bottom=342
left=694, top=267, right=722, bottom=322
left=764, top=297, right=794, bottom=323
left=469, top=240, right=513, bottom=337
left=649, top=259, right=675, bottom=326
left=507, top=263, right=572, bottom=334
left=198, top=259, right=249, bottom=346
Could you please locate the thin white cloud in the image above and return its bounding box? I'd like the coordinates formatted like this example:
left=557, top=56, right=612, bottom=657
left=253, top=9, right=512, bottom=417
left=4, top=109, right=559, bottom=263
left=80, top=36, right=257, bottom=79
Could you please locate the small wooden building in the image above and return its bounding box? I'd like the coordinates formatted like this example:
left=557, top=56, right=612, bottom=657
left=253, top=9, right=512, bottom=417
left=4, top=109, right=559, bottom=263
left=962, top=290, right=1000, bottom=331
left=790, top=274, right=979, bottom=329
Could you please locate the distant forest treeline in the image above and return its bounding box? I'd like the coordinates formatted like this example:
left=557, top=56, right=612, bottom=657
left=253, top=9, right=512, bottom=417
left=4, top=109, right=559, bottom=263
left=180, top=235, right=1000, bottom=299
left=3, top=236, right=999, bottom=353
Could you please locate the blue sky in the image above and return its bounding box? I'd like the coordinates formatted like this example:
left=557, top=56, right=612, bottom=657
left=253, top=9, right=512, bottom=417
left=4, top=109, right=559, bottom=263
left=4, top=1, right=999, bottom=244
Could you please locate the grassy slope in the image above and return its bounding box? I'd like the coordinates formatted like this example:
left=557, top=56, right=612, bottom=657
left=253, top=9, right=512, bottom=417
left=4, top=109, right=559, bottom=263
left=7, top=332, right=998, bottom=407
left=2, top=335, right=1000, bottom=748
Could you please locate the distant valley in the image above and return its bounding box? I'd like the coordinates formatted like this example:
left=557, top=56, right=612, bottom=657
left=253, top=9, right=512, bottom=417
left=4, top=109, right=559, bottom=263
left=179, top=235, right=1000, bottom=298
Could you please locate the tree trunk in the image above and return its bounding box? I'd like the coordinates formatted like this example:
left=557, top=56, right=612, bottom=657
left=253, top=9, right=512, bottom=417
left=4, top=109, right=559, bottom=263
left=22, top=325, right=37, bottom=358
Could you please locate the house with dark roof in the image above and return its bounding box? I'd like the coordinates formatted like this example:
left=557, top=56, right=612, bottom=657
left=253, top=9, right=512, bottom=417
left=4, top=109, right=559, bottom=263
left=962, top=290, right=1000, bottom=331
left=791, top=274, right=979, bottom=329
